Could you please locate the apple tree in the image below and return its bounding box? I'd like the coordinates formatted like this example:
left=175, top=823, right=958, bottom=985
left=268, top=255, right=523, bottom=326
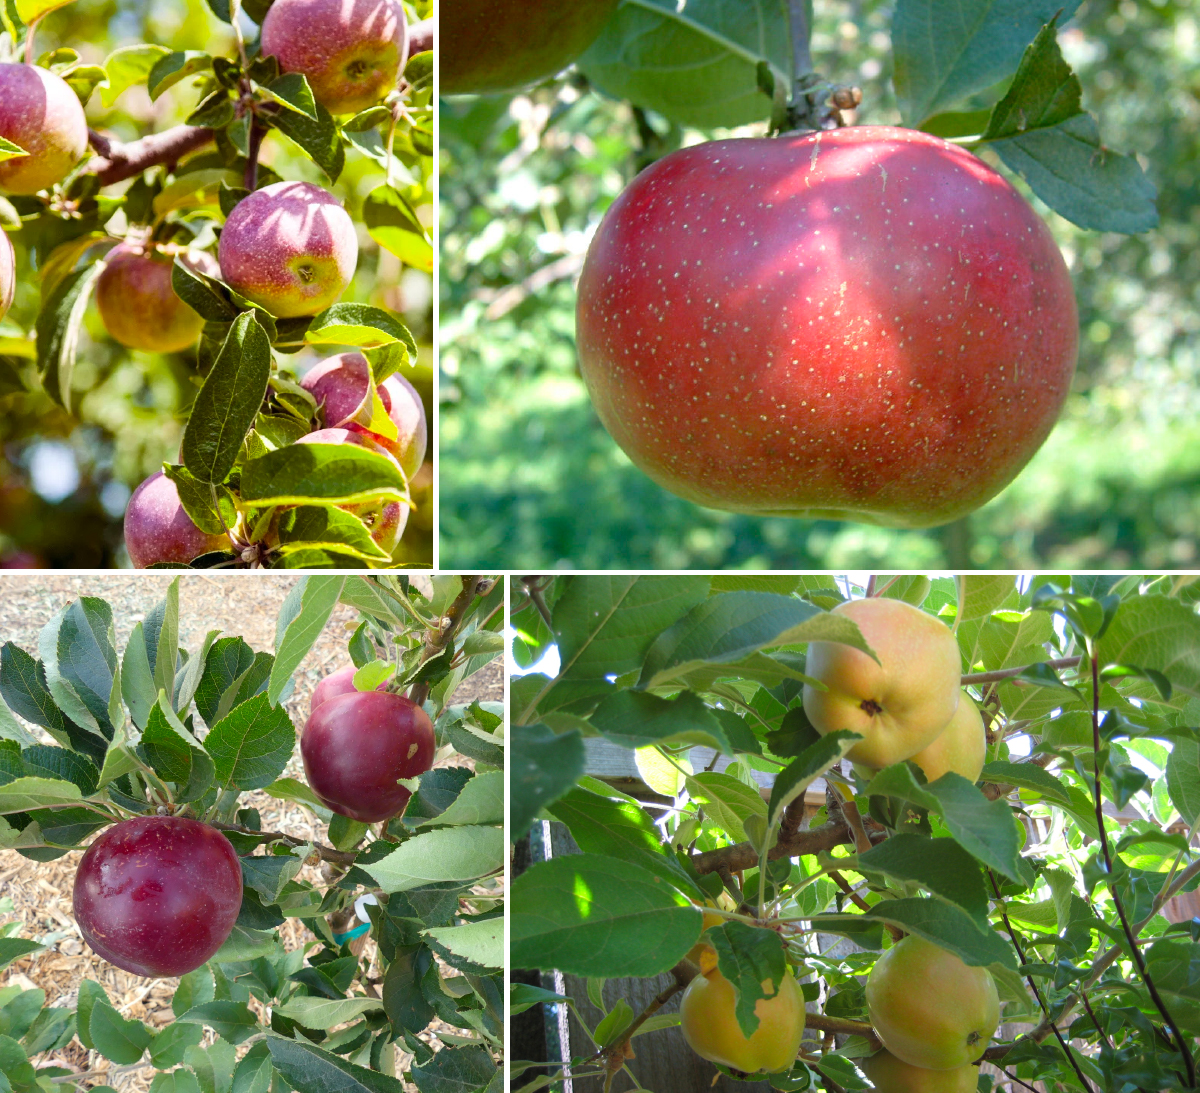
left=511, top=574, right=1200, bottom=1092
left=0, top=0, right=433, bottom=568
left=0, top=573, right=503, bottom=1092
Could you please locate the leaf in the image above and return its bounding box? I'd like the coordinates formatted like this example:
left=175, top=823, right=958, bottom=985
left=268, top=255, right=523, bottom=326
left=685, top=772, right=766, bottom=844
left=589, top=689, right=735, bottom=754
left=269, top=99, right=344, bottom=182
left=1097, top=596, right=1200, bottom=701
left=272, top=996, right=383, bottom=1027
left=362, top=185, right=432, bottom=272
left=423, top=919, right=502, bottom=969
left=892, top=0, right=1082, bottom=124
left=174, top=1001, right=258, bottom=1044
left=980, top=760, right=1072, bottom=805
left=577, top=0, right=790, bottom=129
left=0, top=776, right=82, bottom=813
left=88, top=1002, right=154, bottom=1065
left=767, top=731, right=861, bottom=830
left=273, top=506, right=390, bottom=565
left=709, top=922, right=787, bottom=1038
left=266, top=1034, right=407, bottom=1093
left=268, top=576, right=344, bottom=706
left=210, top=925, right=277, bottom=963
left=147, top=50, right=213, bottom=100
left=511, top=854, right=701, bottom=977
left=410, top=1044, right=498, bottom=1093
left=229, top=1041, right=271, bottom=1093
left=418, top=771, right=503, bottom=827
left=260, top=73, right=317, bottom=119
left=240, top=443, right=409, bottom=507
left=1167, top=739, right=1200, bottom=828
left=365, top=826, right=504, bottom=892
left=36, top=260, right=105, bottom=411
left=0, top=938, right=42, bottom=971
left=0, top=644, right=81, bottom=750
left=182, top=311, right=272, bottom=485
left=38, top=597, right=116, bottom=738
left=15, top=0, right=75, bottom=24
left=304, top=303, right=417, bottom=355
left=856, top=833, right=989, bottom=922
left=203, top=692, right=295, bottom=790
left=957, top=576, right=1017, bottom=622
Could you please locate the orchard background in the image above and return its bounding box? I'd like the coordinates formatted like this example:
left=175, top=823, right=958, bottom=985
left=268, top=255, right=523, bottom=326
left=0, top=0, right=433, bottom=568
left=440, top=0, right=1198, bottom=571
left=510, top=573, right=1200, bottom=1092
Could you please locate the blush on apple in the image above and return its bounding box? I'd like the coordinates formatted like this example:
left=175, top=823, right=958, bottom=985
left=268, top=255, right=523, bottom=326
left=0, top=63, right=89, bottom=194
left=575, top=126, right=1079, bottom=529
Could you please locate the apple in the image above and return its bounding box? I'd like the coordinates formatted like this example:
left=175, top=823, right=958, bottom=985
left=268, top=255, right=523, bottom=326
left=295, top=427, right=409, bottom=550
left=301, top=689, right=436, bottom=822
left=124, top=470, right=231, bottom=568
left=803, top=597, right=961, bottom=768
left=0, top=63, right=89, bottom=194
left=218, top=181, right=357, bottom=318
left=311, top=663, right=386, bottom=712
left=441, top=0, right=619, bottom=95
left=261, top=0, right=407, bottom=115
left=575, top=126, right=1078, bottom=528
left=300, top=351, right=428, bottom=476
left=96, top=245, right=220, bottom=352
left=866, top=935, right=999, bottom=1070
left=73, top=816, right=242, bottom=977
left=860, top=1049, right=978, bottom=1093
left=906, top=692, right=986, bottom=784
left=679, top=965, right=805, bottom=1074
left=0, top=229, right=13, bottom=319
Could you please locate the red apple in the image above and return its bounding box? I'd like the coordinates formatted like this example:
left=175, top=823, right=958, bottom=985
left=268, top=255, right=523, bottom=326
left=218, top=181, right=357, bottom=318
left=124, top=471, right=231, bottom=568
left=96, top=245, right=220, bottom=352
left=301, top=690, right=435, bottom=822
left=0, top=63, right=89, bottom=194
left=0, top=229, right=13, bottom=319
left=73, top=816, right=242, bottom=977
left=301, top=351, right=428, bottom=477
left=310, top=663, right=385, bottom=712
left=575, top=126, right=1079, bottom=529
left=261, top=0, right=407, bottom=115
left=441, top=0, right=618, bottom=95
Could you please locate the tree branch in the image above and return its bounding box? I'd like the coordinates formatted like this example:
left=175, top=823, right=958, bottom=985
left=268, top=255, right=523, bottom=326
left=209, top=820, right=358, bottom=865
left=804, top=1013, right=878, bottom=1043
left=692, top=815, right=883, bottom=876
left=407, top=575, right=492, bottom=707
left=85, top=125, right=215, bottom=186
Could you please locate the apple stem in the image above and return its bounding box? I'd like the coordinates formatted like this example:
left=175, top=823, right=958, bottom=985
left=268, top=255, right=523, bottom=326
left=22, top=16, right=39, bottom=65
left=244, top=120, right=265, bottom=191
left=786, top=0, right=814, bottom=94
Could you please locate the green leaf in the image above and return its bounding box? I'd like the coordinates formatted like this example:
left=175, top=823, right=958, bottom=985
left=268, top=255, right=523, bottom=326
left=423, top=919, right=502, bottom=969
left=240, top=444, right=409, bottom=507
left=856, top=833, right=989, bottom=922
left=203, top=692, right=295, bottom=790
left=418, top=771, right=503, bottom=828
left=766, top=731, right=861, bottom=830
left=709, top=922, right=787, bottom=1038
left=362, top=185, right=432, bottom=272
left=510, top=723, right=584, bottom=842
left=304, top=303, right=417, bottom=354
left=892, top=0, right=1082, bottom=124
left=273, top=505, right=390, bottom=564
left=1097, top=595, right=1200, bottom=701
left=0, top=938, right=42, bottom=971
left=75, top=979, right=109, bottom=1051
left=410, top=1044, right=497, bottom=1093
left=266, top=1034, right=407, bottom=1093
left=38, top=597, right=115, bottom=738
left=230, top=1041, right=271, bottom=1093
left=175, top=1001, right=258, bottom=1045
left=0, top=776, right=82, bottom=813
left=147, top=50, right=213, bottom=100
left=0, top=136, right=27, bottom=164
left=589, top=690, right=734, bottom=753
left=268, top=576, right=345, bottom=706
left=211, top=925, right=278, bottom=964
left=88, top=1002, right=154, bottom=1065
left=182, top=311, right=272, bottom=485
left=36, top=260, right=105, bottom=412
left=1167, top=738, right=1200, bottom=828
left=273, top=996, right=382, bottom=1027
left=685, top=772, right=766, bottom=844
left=151, top=1069, right=203, bottom=1093
left=0, top=644, right=82, bottom=751
left=268, top=99, right=344, bottom=182
left=262, top=776, right=331, bottom=816
left=260, top=73, right=317, bottom=119
left=980, top=760, right=1072, bottom=806
left=365, top=826, right=504, bottom=892
left=148, top=1022, right=205, bottom=1069
left=511, top=853, right=701, bottom=977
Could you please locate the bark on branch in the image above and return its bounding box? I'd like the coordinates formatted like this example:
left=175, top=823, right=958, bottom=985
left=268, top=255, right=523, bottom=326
left=209, top=820, right=358, bottom=865
left=692, top=816, right=883, bottom=876
left=86, top=126, right=216, bottom=186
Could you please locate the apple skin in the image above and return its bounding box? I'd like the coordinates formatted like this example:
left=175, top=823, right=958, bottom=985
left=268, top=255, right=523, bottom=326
left=0, top=229, right=13, bottom=319
left=311, top=663, right=387, bottom=712
left=218, top=181, right=357, bottom=318
left=441, top=0, right=618, bottom=95
left=0, top=64, right=89, bottom=194
left=803, top=597, right=962, bottom=768
left=860, top=1049, right=978, bottom=1093
left=679, top=965, right=805, bottom=1074
left=296, top=427, right=408, bottom=549
left=261, top=0, right=407, bottom=115
left=575, top=126, right=1078, bottom=528
left=301, top=351, right=428, bottom=476
left=301, top=689, right=436, bottom=822
left=124, top=471, right=230, bottom=568
left=72, top=816, right=242, bottom=977
left=866, top=935, right=999, bottom=1070
left=906, top=692, right=986, bottom=784
left=96, top=245, right=220, bottom=352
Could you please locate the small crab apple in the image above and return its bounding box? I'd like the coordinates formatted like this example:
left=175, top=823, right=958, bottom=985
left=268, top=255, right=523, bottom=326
left=301, top=689, right=435, bottom=822
left=575, top=126, right=1078, bottom=528
left=0, top=63, right=89, bottom=194
left=301, top=352, right=428, bottom=476
left=96, top=245, right=220, bottom=353
left=218, top=181, right=358, bottom=318
left=73, top=816, right=242, bottom=977
left=261, top=0, right=408, bottom=116
left=0, top=230, right=13, bottom=320
left=124, top=471, right=230, bottom=568
left=441, top=0, right=618, bottom=95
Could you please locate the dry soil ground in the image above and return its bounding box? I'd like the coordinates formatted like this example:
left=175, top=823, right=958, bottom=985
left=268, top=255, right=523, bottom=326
left=0, top=573, right=502, bottom=1091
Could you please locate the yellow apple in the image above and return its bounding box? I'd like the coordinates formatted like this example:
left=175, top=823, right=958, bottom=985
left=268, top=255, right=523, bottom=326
left=680, top=965, right=805, bottom=1074
left=860, top=1049, right=979, bottom=1092
left=803, top=598, right=961, bottom=767
left=907, top=692, right=986, bottom=783
left=866, top=935, right=998, bottom=1070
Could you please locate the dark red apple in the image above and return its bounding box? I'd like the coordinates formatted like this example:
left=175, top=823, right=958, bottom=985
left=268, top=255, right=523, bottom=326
left=310, top=663, right=385, bottom=712
left=441, top=0, right=618, bottom=95
left=575, top=125, right=1079, bottom=529
left=301, top=690, right=435, bottom=822
left=73, top=816, right=242, bottom=977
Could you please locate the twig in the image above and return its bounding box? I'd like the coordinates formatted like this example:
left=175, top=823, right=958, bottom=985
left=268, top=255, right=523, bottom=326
left=243, top=120, right=265, bottom=190
left=85, top=126, right=215, bottom=186
left=961, top=656, right=1081, bottom=685
left=407, top=575, right=490, bottom=707
left=209, top=820, right=358, bottom=864
left=805, top=1013, right=878, bottom=1043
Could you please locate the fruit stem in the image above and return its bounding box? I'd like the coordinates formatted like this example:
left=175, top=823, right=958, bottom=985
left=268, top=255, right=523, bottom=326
left=407, top=575, right=487, bottom=707
left=787, top=0, right=814, bottom=95
left=22, top=15, right=39, bottom=65
left=243, top=120, right=265, bottom=191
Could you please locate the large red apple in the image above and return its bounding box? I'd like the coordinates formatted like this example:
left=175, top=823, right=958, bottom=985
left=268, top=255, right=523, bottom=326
left=301, top=689, right=435, bottom=822
left=575, top=126, right=1079, bottom=528
left=73, top=816, right=242, bottom=977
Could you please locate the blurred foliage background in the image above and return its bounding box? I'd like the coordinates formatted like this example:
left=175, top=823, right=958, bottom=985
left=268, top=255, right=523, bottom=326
left=0, top=0, right=433, bottom=568
left=440, top=0, right=1200, bottom=570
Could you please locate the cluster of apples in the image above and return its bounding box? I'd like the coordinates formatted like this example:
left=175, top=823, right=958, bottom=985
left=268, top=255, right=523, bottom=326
left=0, top=0, right=424, bottom=567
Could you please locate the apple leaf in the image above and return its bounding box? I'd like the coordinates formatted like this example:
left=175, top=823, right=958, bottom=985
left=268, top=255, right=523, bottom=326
left=364, top=825, right=504, bottom=892
left=203, top=692, right=295, bottom=790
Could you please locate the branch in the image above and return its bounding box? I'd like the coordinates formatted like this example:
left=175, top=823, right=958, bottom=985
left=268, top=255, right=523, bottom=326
left=692, top=815, right=882, bottom=876
left=407, top=575, right=491, bottom=707
left=961, top=656, right=1081, bottom=686
left=804, top=1013, right=878, bottom=1044
left=85, top=125, right=215, bottom=186
left=209, top=820, right=358, bottom=865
